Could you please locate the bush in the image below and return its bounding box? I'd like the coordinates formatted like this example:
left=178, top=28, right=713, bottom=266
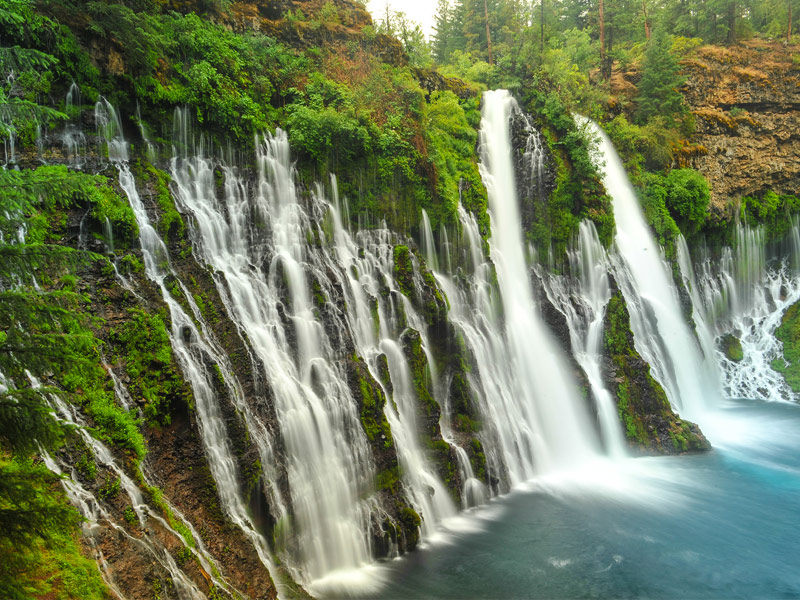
left=664, top=168, right=710, bottom=234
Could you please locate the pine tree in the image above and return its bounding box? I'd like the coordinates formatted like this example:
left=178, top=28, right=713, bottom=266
left=634, top=28, right=686, bottom=125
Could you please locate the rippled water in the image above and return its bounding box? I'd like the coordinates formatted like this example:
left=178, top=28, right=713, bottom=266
left=338, top=399, right=800, bottom=599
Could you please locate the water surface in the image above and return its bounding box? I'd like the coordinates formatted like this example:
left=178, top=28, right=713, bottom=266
left=347, top=400, right=800, bottom=599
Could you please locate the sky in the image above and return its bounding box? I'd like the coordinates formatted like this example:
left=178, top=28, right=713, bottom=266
left=365, top=0, right=437, bottom=38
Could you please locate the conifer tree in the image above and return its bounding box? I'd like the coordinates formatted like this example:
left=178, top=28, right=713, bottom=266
left=634, top=28, right=686, bottom=125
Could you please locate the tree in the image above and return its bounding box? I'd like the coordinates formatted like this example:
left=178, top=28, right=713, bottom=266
left=634, top=28, right=686, bottom=125
left=0, top=1, right=67, bottom=159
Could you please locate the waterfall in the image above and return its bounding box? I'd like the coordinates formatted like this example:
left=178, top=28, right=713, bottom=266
left=581, top=117, right=721, bottom=423
left=688, top=221, right=800, bottom=402
left=170, top=121, right=379, bottom=587
left=325, top=206, right=460, bottom=529
left=477, top=90, right=600, bottom=472
left=61, top=82, right=87, bottom=167
left=98, top=101, right=279, bottom=586
left=541, top=221, right=627, bottom=458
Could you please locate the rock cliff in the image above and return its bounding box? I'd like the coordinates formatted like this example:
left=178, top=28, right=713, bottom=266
left=680, top=40, right=800, bottom=216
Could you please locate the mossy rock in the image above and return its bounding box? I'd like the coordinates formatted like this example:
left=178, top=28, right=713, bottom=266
left=772, top=300, right=800, bottom=393
left=720, top=333, right=744, bottom=362
left=602, top=287, right=711, bottom=455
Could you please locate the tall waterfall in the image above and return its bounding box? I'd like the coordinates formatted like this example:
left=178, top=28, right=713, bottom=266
left=581, top=117, right=722, bottom=422
left=477, top=90, right=600, bottom=471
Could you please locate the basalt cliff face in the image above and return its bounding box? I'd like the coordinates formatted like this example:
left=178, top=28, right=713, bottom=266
left=681, top=40, right=800, bottom=216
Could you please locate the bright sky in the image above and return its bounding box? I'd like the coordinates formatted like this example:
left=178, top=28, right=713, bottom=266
left=366, top=0, right=437, bottom=38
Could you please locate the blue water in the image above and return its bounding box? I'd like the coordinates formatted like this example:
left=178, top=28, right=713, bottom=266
left=349, top=400, right=800, bottom=599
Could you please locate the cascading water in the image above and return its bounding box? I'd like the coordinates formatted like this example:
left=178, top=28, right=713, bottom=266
left=96, top=100, right=280, bottom=586
left=169, top=120, right=378, bottom=587
left=541, top=221, right=626, bottom=458
left=419, top=208, right=487, bottom=507
left=478, top=90, right=600, bottom=471
left=321, top=198, right=458, bottom=525
left=687, top=222, right=800, bottom=402
left=62, top=82, right=87, bottom=166
left=581, top=117, right=721, bottom=423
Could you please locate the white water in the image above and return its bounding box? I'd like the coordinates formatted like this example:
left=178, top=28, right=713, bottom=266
left=582, top=117, right=721, bottom=423
left=542, top=221, right=626, bottom=458
left=95, top=102, right=280, bottom=589
left=170, top=123, right=377, bottom=587
left=479, top=90, right=600, bottom=471
left=687, top=223, right=800, bottom=403
left=323, top=200, right=460, bottom=531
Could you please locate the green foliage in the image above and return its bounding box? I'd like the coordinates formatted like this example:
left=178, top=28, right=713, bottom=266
left=638, top=172, right=682, bottom=260
left=772, top=301, right=800, bottom=393
left=110, top=308, right=190, bottom=426
left=0, top=166, right=137, bottom=248
left=635, top=29, right=687, bottom=126
left=0, top=457, right=108, bottom=600
left=98, top=474, right=121, bottom=500
left=741, top=190, right=800, bottom=241
left=663, top=168, right=710, bottom=234
left=523, top=89, right=614, bottom=260
left=604, top=114, right=680, bottom=174
left=424, top=91, right=487, bottom=232
left=0, top=0, right=69, bottom=149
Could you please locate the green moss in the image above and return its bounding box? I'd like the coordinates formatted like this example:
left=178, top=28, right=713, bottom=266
left=720, top=333, right=744, bottom=362
left=376, top=466, right=401, bottom=493
left=772, top=301, right=800, bottom=393
left=110, top=307, right=191, bottom=426
left=398, top=506, right=421, bottom=549
left=393, top=245, right=414, bottom=297
left=604, top=290, right=709, bottom=453
left=468, top=437, right=487, bottom=482
left=350, top=355, right=394, bottom=448
left=401, top=329, right=438, bottom=418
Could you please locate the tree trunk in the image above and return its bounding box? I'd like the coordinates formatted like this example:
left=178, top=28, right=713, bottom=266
left=789, top=2, right=793, bottom=42
left=541, top=0, right=545, bottom=53
left=727, top=1, right=736, bottom=45
left=484, top=0, right=494, bottom=65
left=599, top=0, right=606, bottom=79
left=642, top=0, right=651, bottom=39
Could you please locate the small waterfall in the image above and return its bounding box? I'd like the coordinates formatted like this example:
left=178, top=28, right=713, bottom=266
left=420, top=209, right=439, bottom=272
left=688, top=221, right=800, bottom=402
left=23, top=371, right=237, bottom=599
left=582, top=117, right=721, bottom=422
left=419, top=210, right=486, bottom=505
left=94, top=97, right=129, bottom=162
left=136, top=103, right=158, bottom=163
left=542, top=221, right=626, bottom=458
